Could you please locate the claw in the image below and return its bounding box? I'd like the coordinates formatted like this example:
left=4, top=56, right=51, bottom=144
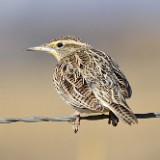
left=108, top=111, right=119, bottom=126
left=72, top=111, right=80, bottom=133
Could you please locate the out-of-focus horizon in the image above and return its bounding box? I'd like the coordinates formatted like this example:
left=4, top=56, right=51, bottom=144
left=0, top=0, right=160, bottom=160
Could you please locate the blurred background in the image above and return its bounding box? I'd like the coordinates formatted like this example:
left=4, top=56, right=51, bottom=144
left=0, top=0, right=160, bottom=159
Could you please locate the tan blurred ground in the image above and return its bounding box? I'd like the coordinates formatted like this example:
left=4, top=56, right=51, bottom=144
left=0, top=1, right=160, bottom=160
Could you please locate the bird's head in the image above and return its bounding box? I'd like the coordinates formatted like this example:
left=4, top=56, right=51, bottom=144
left=27, top=36, right=90, bottom=61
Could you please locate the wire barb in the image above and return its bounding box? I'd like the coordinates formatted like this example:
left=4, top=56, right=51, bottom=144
left=0, top=113, right=159, bottom=124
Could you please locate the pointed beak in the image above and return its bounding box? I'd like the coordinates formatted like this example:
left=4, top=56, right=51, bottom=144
left=27, top=45, right=51, bottom=52
left=27, top=42, right=60, bottom=61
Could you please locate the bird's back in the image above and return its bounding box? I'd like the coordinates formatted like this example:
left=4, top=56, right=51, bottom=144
left=53, top=48, right=137, bottom=124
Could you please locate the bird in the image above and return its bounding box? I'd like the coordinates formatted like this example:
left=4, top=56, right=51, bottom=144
left=27, top=36, right=138, bottom=133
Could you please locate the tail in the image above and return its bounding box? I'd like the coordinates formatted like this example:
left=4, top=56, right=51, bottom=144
left=110, top=103, right=138, bottom=125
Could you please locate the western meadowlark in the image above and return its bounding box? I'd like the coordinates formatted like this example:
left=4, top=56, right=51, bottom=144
left=27, top=36, right=138, bottom=133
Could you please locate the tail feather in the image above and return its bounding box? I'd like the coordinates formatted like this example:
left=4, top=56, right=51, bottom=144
left=110, top=103, right=138, bottom=125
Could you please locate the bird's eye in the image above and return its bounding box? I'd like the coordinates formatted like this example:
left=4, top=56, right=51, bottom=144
left=57, top=42, right=64, bottom=48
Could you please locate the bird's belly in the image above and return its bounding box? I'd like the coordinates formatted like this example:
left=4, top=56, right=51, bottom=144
left=72, top=106, right=110, bottom=114
left=53, top=64, right=110, bottom=114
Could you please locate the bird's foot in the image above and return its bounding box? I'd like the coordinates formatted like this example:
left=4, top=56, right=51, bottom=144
left=108, top=111, right=119, bottom=127
left=72, top=111, right=80, bottom=133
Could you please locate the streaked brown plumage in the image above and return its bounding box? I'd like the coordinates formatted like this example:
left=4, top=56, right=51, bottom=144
left=27, top=36, right=138, bottom=133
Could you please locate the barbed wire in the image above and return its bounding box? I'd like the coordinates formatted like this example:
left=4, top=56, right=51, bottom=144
left=0, top=112, right=159, bottom=124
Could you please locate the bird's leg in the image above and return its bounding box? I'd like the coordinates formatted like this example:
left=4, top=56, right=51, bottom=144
left=72, top=111, right=80, bottom=133
left=108, top=111, right=119, bottom=126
